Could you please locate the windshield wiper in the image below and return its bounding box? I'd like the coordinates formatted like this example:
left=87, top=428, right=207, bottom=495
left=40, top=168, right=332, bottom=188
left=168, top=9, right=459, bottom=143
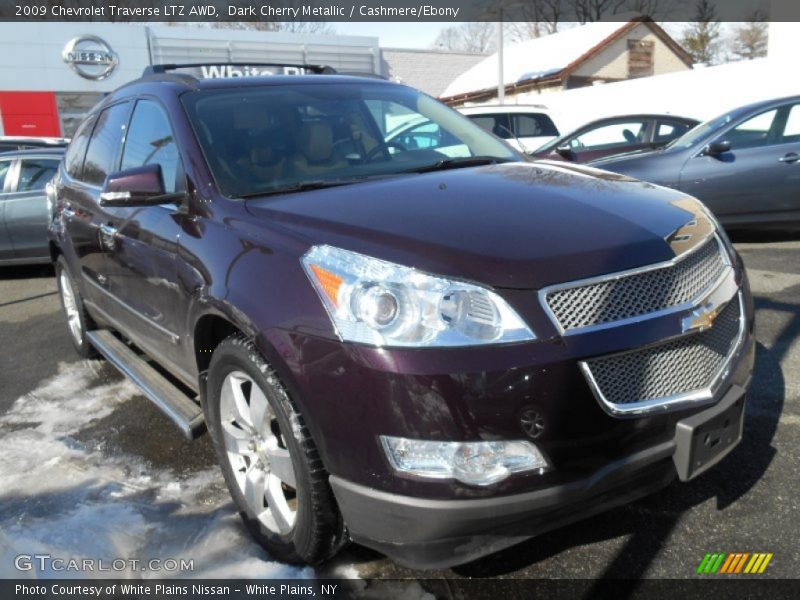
left=406, top=156, right=512, bottom=174
left=235, top=180, right=358, bottom=199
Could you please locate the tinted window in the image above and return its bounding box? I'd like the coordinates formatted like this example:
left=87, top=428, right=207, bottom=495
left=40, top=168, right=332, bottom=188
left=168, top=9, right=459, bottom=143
left=571, top=120, right=648, bottom=151
left=468, top=113, right=513, bottom=139
left=0, top=160, right=11, bottom=192
left=781, top=104, right=800, bottom=144
left=65, top=116, right=95, bottom=179
left=121, top=100, right=182, bottom=193
left=18, top=159, right=60, bottom=192
left=83, top=102, right=130, bottom=186
left=512, top=114, right=558, bottom=137
left=655, top=121, right=693, bottom=143
left=727, top=109, right=778, bottom=150
left=184, top=84, right=515, bottom=198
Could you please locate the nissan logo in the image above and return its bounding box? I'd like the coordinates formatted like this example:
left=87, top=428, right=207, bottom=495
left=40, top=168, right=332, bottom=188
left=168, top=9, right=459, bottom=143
left=62, top=35, right=118, bottom=81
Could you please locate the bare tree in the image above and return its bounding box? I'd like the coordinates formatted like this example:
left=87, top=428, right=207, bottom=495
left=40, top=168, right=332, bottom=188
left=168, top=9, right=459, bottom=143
left=433, top=23, right=496, bottom=53
left=505, top=0, right=563, bottom=40
left=211, top=21, right=335, bottom=34
left=573, top=0, right=668, bottom=22
left=681, top=0, right=722, bottom=65
left=730, top=10, right=768, bottom=60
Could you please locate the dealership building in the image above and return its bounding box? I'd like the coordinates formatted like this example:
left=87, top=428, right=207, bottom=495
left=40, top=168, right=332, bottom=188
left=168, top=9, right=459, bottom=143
left=0, top=22, right=383, bottom=137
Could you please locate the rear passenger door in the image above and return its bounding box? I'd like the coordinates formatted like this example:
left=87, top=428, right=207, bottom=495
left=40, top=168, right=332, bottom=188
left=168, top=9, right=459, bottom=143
left=60, top=102, right=130, bottom=307
left=3, top=155, right=60, bottom=261
left=101, top=98, right=189, bottom=376
left=0, top=158, right=15, bottom=260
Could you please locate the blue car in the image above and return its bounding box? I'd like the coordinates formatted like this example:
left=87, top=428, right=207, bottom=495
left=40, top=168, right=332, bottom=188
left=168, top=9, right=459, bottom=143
left=591, top=95, right=800, bottom=230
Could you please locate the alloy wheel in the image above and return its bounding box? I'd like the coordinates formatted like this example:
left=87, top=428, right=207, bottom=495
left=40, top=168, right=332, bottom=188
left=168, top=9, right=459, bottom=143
left=219, top=370, right=298, bottom=535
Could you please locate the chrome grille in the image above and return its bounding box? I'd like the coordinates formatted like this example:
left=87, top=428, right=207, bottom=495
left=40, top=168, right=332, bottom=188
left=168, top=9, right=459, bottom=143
left=581, top=295, right=742, bottom=412
left=544, top=236, right=728, bottom=333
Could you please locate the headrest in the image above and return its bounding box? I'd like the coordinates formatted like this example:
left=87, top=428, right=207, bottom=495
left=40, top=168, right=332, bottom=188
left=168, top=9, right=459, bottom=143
left=300, top=121, right=334, bottom=164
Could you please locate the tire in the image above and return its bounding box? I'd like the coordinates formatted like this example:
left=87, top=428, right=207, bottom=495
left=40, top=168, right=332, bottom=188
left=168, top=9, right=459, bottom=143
left=55, top=256, right=97, bottom=358
left=206, top=334, right=345, bottom=564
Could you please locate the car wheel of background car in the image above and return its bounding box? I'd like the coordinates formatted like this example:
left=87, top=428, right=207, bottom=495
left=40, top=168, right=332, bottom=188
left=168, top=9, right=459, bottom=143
left=55, top=256, right=97, bottom=358
left=206, top=334, right=346, bottom=565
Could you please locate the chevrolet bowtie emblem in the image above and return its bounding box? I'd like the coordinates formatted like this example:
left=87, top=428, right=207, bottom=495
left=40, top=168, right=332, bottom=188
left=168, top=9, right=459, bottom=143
left=682, top=300, right=728, bottom=333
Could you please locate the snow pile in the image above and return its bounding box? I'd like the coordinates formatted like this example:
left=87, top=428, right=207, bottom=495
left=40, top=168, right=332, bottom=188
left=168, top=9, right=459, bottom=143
left=543, top=56, right=800, bottom=133
left=0, top=361, right=312, bottom=580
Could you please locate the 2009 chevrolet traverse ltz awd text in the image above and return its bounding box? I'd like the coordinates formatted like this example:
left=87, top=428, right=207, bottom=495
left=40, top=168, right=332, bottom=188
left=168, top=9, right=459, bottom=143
left=48, top=63, right=755, bottom=569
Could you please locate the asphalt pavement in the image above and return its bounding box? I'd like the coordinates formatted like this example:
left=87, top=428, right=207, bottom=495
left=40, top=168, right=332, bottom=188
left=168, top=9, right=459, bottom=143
left=0, top=235, right=797, bottom=581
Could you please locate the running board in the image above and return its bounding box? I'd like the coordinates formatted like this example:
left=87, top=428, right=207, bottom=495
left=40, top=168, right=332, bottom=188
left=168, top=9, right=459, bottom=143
left=86, top=330, right=205, bottom=439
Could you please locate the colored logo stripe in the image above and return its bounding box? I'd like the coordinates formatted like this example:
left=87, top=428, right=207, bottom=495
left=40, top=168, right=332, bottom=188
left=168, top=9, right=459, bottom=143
left=699, top=552, right=773, bottom=574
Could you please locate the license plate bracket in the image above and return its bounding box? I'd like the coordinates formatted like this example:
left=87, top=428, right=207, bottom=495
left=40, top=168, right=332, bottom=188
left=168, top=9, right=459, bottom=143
left=673, top=385, right=745, bottom=481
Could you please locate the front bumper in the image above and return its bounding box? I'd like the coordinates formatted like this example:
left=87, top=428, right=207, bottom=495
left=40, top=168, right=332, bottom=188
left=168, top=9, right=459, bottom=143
left=331, top=383, right=748, bottom=569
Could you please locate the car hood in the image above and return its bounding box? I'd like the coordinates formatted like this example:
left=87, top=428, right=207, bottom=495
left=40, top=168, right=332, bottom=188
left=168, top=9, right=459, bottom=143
left=245, top=161, right=706, bottom=289
left=589, top=145, right=681, bottom=169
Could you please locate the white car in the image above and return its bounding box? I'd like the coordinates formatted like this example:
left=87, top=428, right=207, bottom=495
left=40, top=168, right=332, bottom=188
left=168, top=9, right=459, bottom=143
left=458, top=105, right=560, bottom=153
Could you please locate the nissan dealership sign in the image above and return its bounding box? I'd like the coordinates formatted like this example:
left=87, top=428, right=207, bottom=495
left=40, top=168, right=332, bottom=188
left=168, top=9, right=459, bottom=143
left=62, top=35, right=118, bottom=80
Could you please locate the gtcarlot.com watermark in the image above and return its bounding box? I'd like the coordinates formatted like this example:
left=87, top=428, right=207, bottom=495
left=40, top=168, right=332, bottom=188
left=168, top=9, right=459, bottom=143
left=14, top=554, right=194, bottom=573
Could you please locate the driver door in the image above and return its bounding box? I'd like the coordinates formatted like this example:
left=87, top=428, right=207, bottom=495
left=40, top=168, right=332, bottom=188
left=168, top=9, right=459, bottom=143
left=679, top=104, right=798, bottom=224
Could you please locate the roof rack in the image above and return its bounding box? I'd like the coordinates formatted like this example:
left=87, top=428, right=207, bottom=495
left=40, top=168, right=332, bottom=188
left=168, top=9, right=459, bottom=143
left=142, top=62, right=337, bottom=77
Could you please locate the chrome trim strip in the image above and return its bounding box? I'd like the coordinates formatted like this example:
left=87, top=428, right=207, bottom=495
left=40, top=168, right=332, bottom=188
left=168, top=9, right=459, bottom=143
left=579, top=291, right=747, bottom=417
left=82, top=275, right=180, bottom=344
left=539, top=234, right=731, bottom=336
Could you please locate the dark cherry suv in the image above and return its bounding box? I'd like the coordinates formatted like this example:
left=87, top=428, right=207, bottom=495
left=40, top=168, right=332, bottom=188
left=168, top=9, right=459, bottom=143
left=49, top=64, right=755, bottom=569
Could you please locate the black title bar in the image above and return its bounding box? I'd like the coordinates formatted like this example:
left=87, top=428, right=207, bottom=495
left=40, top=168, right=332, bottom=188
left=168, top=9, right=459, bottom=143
left=2, top=0, right=800, bottom=22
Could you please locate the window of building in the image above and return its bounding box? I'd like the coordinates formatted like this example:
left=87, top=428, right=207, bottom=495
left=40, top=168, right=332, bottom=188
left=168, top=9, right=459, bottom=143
left=628, top=39, right=654, bottom=78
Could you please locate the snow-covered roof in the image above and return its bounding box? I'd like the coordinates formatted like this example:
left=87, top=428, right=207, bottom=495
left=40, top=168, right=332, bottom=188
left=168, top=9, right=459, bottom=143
left=442, top=21, right=637, bottom=99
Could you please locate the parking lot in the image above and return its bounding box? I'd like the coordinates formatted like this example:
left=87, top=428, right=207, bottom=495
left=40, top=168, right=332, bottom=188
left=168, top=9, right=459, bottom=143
left=0, top=234, right=798, bottom=582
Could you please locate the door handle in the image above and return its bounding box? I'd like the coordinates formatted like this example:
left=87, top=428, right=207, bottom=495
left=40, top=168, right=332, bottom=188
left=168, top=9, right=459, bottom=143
left=779, top=152, right=800, bottom=163
left=100, top=224, right=118, bottom=237
left=99, top=224, right=119, bottom=251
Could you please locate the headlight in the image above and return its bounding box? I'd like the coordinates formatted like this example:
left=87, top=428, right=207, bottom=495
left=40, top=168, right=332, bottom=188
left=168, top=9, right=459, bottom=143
left=380, top=436, right=549, bottom=486
left=302, top=245, right=535, bottom=347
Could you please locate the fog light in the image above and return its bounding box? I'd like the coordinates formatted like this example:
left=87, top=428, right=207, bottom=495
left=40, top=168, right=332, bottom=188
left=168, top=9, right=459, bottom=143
left=380, top=436, right=548, bottom=486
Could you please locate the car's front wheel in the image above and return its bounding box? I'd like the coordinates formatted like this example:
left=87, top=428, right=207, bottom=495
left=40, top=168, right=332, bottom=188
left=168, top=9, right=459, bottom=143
left=206, top=335, right=345, bottom=564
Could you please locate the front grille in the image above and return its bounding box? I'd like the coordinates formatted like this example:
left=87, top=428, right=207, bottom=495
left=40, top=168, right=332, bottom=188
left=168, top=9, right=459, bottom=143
left=544, top=236, right=728, bottom=332
left=581, top=295, right=742, bottom=411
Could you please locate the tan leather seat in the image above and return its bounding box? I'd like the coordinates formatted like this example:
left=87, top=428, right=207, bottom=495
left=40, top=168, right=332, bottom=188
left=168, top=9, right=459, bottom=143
left=293, top=121, right=348, bottom=177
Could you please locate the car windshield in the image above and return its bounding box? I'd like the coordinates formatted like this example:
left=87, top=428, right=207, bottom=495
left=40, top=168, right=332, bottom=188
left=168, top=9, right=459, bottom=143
left=666, top=112, right=737, bottom=150
left=182, top=82, right=519, bottom=198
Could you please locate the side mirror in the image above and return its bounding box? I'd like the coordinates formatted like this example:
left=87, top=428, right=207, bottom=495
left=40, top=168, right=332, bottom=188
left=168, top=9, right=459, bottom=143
left=555, top=145, right=574, bottom=159
left=100, top=164, right=182, bottom=207
left=705, top=139, right=732, bottom=157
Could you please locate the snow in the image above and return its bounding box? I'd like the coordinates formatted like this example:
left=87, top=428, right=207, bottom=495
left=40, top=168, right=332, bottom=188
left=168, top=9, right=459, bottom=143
left=0, top=361, right=314, bottom=580
left=442, top=21, right=626, bottom=98
left=540, top=55, right=800, bottom=134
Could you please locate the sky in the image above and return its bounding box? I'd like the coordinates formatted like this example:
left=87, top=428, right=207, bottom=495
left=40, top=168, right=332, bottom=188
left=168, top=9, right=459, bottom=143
left=334, top=22, right=448, bottom=48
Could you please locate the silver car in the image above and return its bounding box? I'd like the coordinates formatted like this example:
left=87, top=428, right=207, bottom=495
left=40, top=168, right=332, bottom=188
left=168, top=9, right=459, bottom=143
left=0, top=149, right=63, bottom=265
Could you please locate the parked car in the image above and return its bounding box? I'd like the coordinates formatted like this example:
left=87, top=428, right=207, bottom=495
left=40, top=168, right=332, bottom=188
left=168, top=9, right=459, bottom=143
left=458, top=105, right=560, bottom=152
left=50, top=63, right=754, bottom=569
left=0, top=136, right=69, bottom=153
left=0, top=148, right=63, bottom=265
left=591, top=95, right=800, bottom=229
left=530, top=114, right=698, bottom=163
